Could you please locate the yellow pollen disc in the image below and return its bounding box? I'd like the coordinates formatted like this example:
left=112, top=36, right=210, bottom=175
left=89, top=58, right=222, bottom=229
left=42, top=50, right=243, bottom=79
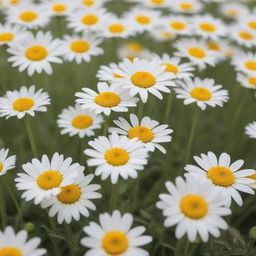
left=105, top=147, right=129, bottom=166
left=207, top=166, right=235, bottom=187
left=82, top=0, right=94, bottom=6
left=102, top=231, right=129, bottom=255
left=180, top=195, right=208, bottom=219
left=13, top=98, right=34, bottom=112
left=127, top=42, right=143, bottom=52
left=0, top=33, right=14, bottom=42
left=57, top=184, right=81, bottom=204
left=37, top=171, right=63, bottom=190
left=190, top=87, right=212, bottom=101
left=52, top=4, right=67, bottom=13
left=248, top=21, right=256, bottom=30
left=131, top=71, right=156, bottom=88
left=151, top=0, right=164, bottom=4
left=208, top=42, right=220, bottom=51
left=95, top=92, right=121, bottom=107
left=136, top=15, right=151, bottom=24
left=114, top=73, right=123, bottom=78
left=162, top=32, right=173, bottom=38
left=227, top=9, right=238, bottom=16
left=108, top=24, right=125, bottom=34
left=245, top=61, right=256, bottom=71
left=161, top=63, right=178, bottom=74
left=19, top=11, right=38, bottom=22
left=248, top=77, right=256, bottom=86
left=10, top=0, right=20, bottom=4
left=170, top=21, right=186, bottom=30
left=179, top=3, right=193, bottom=10
left=0, top=162, right=3, bottom=172
left=199, top=23, right=216, bottom=32
left=72, top=114, right=93, bottom=129
left=25, top=45, right=48, bottom=61
left=128, top=126, right=154, bottom=143
left=239, top=31, right=253, bottom=40
left=0, top=248, right=23, bottom=256
left=247, top=173, right=256, bottom=180
left=188, top=47, right=206, bottom=59
left=70, top=40, right=90, bottom=53
left=82, top=14, right=98, bottom=26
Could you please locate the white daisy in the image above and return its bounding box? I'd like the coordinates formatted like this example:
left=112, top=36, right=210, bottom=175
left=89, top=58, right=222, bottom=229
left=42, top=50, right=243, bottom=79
left=0, top=85, right=50, bottom=119
left=174, top=38, right=220, bottom=69
left=43, top=0, right=75, bottom=17
left=0, top=226, right=46, bottom=256
left=231, top=25, right=256, bottom=48
left=156, top=176, right=231, bottom=242
left=112, top=58, right=175, bottom=103
left=232, top=52, right=256, bottom=76
left=172, top=0, right=202, bottom=14
left=206, top=39, right=233, bottom=60
left=152, top=54, right=194, bottom=79
left=220, top=2, right=249, bottom=19
left=141, top=0, right=171, bottom=8
left=0, top=148, right=16, bottom=176
left=148, top=26, right=177, bottom=42
left=238, top=15, right=256, bottom=33
left=57, top=104, right=103, bottom=138
left=81, top=210, right=152, bottom=256
left=15, top=153, right=83, bottom=204
left=185, top=152, right=255, bottom=206
left=96, top=62, right=124, bottom=82
left=62, top=33, right=103, bottom=64
left=237, top=72, right=256, bottom=89
left=74, top=0, right=107, bottom=9
left=245, top=121, right=256, bottom=139
left=109, top=114, right=173, bottom=154
left=84, top=132, right=148, bottom=184
left=75, top=82, right=139, bottom=116
left=41, top=173, right=102, bottom=224
left=7, top=31, right=63, bottom=76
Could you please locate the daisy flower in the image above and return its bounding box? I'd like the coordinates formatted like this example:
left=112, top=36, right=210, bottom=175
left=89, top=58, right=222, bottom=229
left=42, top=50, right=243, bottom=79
left=174, top=38, right=220, bottom=69
left=238, top=15, right=256, bottom=33
left=96, top=62, right=123, bottom=82
left=57, top=104, right=103, bottom=138
left=112, top=58, right=175, bottom=103
left=192, top=15, right=227, bottom=39
left=43, top=0, right=75, bottom=17
left=156, top=176, right=231, bottom=242
left=231, top=25, right=256, bottom=48
left=7, top=31, right=63, bottom=76
left=81, top=210, right=152, bottom=255
left=152, top=54, right=194, bottom=79
left=74, top=0, right=107, bottom=9
left=220, top=2, right=249, bottom=19
left=0, top=226, right=46, bottom=256
left=15, top=153, right=83, bottom=204
left=149, top=27, right=177, bottom=42
left=237, top=72, right=256, bottom=89
left=0, top=23, right=27, bottom=46
left=75, top=82, right=139, bottom=116
left=232, top=52, right=256, bottom=76
left=41, top=173, right=102, bottom=224
left=185, top=152, right=255, bottom=206
left=62, top=33, right=103, bottom=64
left=245, top=121, right=256, bottom=139
left=174, top=77, right=229, bottom=110
left=172, top=0, right=202, bottom=14
left=84, top=133, right=148, bottom=184
left=0, top=148, right=16, bottom=176
left=0, top=85, right=50, bottom=119
left=206, top=40, right=233, bottom=60
left=109, top=114, right=173, bottom=154
left=141, top=0, right=171, bottom=8
left=6, top=3, right=50, bottom=29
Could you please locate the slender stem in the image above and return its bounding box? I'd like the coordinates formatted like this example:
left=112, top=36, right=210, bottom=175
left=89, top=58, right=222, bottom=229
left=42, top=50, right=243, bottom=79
left=79, top=138, right=85, bottom=164
left=64, top=223, right=76, bottom=256
left=137, top=101, right=144, bottom=119
left=48, top=216, right=61, bottom=256
left=24, top=116, right=39, bottom=158
left=109, top=183, right=118, bottom=212
left=164, top=92, right=172, bottom=124
left=132, top=175, right=141, bottom=211
left=0, top=180, right=7, bottom=229
left=103, top=115, right=110, bottom=136
left=175, top=236, right=190, bottom=256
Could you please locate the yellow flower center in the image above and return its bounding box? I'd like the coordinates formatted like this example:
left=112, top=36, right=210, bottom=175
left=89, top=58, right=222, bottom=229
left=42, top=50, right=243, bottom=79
left=170, top=22, right=186, bottom=30
left=0, top=33, right=14, bottom=42
left=136, top=15, right=151, bottom=24
left=19, top=11, right=38, bottom=22
left=162, top=32, right=173, bottom=38
left=248, top=77, right=256, bottom=86
left=57, top=184, right=81, bottom=204
left=0, top=248, right=23, bottom=256
left=12, top=98, right=34, bottom=112
left=108, top=24, right=125, bottom=34
left=102, top=231, right=129, bottom=255
left=151, top=0, right=164, bottom=4
left=114, top=73, right=124, bottom=78
left=82, top=14, right=99, bottom=25
left=105, top=148, right=129, bottom=166
left=188, top=47, right=206, bottom=59
left=131, top=71, right=156, bottom=88
left=248, top=21, right=256, bottom=30
left=179, top=3, right=193, bottom=10
left=10, top=0, right=20, bottom=5
left=180, top=195, right=208, bottom=219
left=190, top=87, right=212, bottom=101
left=128, top=126, right=154, bottom=143
left=239, top=31, right=253, bottom=40
left=95, top=92, right=121, bottom=107
left=161, top=63, right=178, bottom=74
left=82, top=0, right=94, bottom=6
left=52, top=4, right=67, bottom=13
left=25, top=46, right=48, bottom=61
left=70, top=40, right=90, bottom=53
left=207, top=167, right=235, bottom=187
left=208, top=42, right=220, bottom=51
left=37, top=171, right=63, bottom=190
left=0, top=162, right=3, bottom=172
left=127, top=42, right=143, bottom=52
left=247, top=173, right=256, bottom=180
left=245, top=61, right=256, bottom=71
left=199, top=23, right=216, bottom=32
left=227, top=9, right=238, bottom=16
left=72, top=115, right=93, bottom=129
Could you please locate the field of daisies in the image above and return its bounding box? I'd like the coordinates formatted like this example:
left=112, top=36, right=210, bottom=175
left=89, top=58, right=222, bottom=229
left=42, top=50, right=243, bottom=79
left=1, top=0, right=256, bottom=255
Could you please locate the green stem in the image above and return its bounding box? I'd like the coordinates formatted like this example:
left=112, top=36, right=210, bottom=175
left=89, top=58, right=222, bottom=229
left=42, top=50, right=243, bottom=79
left=109, top=183, right=118, bottom=212
left=0, top=180, right=7, bottom=229
left=24, top=116, right=39, bottom=158
left=132, top=175, right=141, bottom=211
left=64, top=223, right=76, bottom=256
left=137, top=101, right=144, bottom=119
left=174, top=236, right=190, bottom=256
left=164, top=93, right=172, bottom=124
left=48, top=216, right=61, bottom=256
left=103, top=115, right=110, bottom=136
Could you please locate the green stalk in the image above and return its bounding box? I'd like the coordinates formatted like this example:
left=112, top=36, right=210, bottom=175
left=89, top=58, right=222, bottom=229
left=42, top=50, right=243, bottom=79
left=103, top=115, right=110, bottom=136
left=109, top=183, right=118, bottom=212
left=48, top=216, right=61, bottom=256
left=132, top=175, right=141, bottom=211
left=164, top=92, right=172, bottom=124
left=174, top=236, right=190, bottom=256
left=0, top=180, right=7, bottom=229
left=64, top=223, right=76, bottom=256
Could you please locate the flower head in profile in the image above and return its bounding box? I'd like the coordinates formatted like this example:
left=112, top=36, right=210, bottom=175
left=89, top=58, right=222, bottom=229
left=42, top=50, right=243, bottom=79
left=0, top=148, right=16, bottom=176
left=245, top=121, right=256, bottom=139
left=237, top=72, right=256, bottom=89
left=43, top=0, right=75, bottom=17
left=172, top=0, right=202, bottom=14
left=0, top=85, right=50, bottom=119
left=231, top=25, right=256, bottom=48
left=81, top=210, right=152, bottom=255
